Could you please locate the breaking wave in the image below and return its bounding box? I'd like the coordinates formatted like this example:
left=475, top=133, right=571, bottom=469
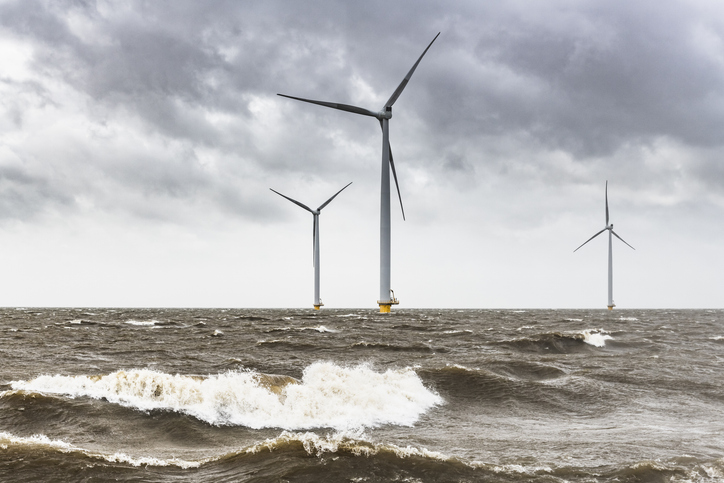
left=8, top=362, right=442, bottom=430
left=497, top=329, right=614, bottom=353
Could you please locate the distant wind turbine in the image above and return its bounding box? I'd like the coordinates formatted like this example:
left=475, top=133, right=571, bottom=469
left=271, top=182, right=352, bottom=310
left=278, top=33, right=440, bottom=313
left=574, top=181, right=635, bottom=310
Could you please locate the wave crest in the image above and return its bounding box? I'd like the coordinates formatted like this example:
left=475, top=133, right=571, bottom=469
left=0, top=432, right=202, bottom=468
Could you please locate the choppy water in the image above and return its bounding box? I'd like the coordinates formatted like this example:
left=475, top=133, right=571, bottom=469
left=1, top=308, right=723, bottom=482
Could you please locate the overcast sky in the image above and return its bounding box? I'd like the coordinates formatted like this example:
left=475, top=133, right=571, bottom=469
left=1, top=0, right=723, bottom=309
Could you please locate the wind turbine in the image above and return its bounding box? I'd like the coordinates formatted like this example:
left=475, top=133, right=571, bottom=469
left=574, top=181, right=635, bottom=310
left=270, top=182, right=352, bottom=310
left=278, top=33, right=440, bottom=313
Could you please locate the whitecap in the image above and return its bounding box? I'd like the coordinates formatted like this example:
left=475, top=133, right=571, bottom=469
left=303, top=325, right=336, bottom=333
left=618, top=317, right=638, bottom=321
left=445, top=363, right=474, bottom=371
left=125, top=320, right=159, bottom=327
left=0, top=432, right=73, bottom=451
left=580, top=329, right=613, bottom=347
left=249, top=430, right=449, bottom=461
left=0, top=431, right=203, bottom=468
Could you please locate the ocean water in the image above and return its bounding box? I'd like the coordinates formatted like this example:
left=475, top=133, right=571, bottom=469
left=1, top=307, right=723, bottom=482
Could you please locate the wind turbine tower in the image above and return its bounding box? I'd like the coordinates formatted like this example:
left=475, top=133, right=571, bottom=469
left=574, top=181, right=635, bottom=310
left=271, top=182, right=352, bottom=310
left=278, top=33, right=440, bottom=313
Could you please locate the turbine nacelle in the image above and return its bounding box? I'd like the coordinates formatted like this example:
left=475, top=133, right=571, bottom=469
left=377, top=107, right=392, bottom=120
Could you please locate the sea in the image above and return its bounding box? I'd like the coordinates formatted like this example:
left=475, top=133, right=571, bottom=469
left=0, top=307, right=722, bottom=482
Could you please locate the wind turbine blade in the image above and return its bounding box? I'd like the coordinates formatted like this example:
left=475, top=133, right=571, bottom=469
left=312, top=217, right=316, bottom=267
left=573, top=228, right=607, bottom=252
left=384, top=32, right=440, bottom=108
left=317, top=182, right=353, bottom=211
left=605, top=180, right=609, bottom=226
left=378, top=120, right=405, bottom=220
left=389, top=143, right=406, bottom=221
left=611, top=230, right=635, bottom=250
left=269, top=188, right=314, bottom=213
left=277, top=94, right=378, bottom=117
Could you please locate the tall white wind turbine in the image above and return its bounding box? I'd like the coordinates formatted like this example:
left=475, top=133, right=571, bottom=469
left=278, top=33, right=440, bottom=313
left=271, top=182, right=352, bottom=310
left=574, top=181, right=635, bottom=310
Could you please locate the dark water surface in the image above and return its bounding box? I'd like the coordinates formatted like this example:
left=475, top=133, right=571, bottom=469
left=1, top=308, right=723, bottom=482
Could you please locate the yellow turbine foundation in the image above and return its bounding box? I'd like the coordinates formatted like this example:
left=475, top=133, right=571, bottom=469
left=377, top=299, right=399, bottom=313
left=313, top=304, right=323, bottom=311
left=607, top=305, right=615, bottom=311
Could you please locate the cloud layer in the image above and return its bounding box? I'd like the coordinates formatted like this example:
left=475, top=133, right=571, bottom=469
left=1, top=0, right=722, bottom=307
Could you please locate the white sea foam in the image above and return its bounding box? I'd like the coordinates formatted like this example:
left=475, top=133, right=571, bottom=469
left=580, top=329, right=613, bottom=347
left=619, top=317, right=638, bottom=321
left=565, top=318, right=583, bottom=322
left=10, top=362, right=442, bottom=430
left=69, top=320, right=83, bottom=325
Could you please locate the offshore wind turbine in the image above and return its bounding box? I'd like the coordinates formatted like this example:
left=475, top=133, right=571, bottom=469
left=278, top=33, right=440, bottom=313
left=574, top=181, right=635, bottom=310
left=271, top=182, right=352, bottom=310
